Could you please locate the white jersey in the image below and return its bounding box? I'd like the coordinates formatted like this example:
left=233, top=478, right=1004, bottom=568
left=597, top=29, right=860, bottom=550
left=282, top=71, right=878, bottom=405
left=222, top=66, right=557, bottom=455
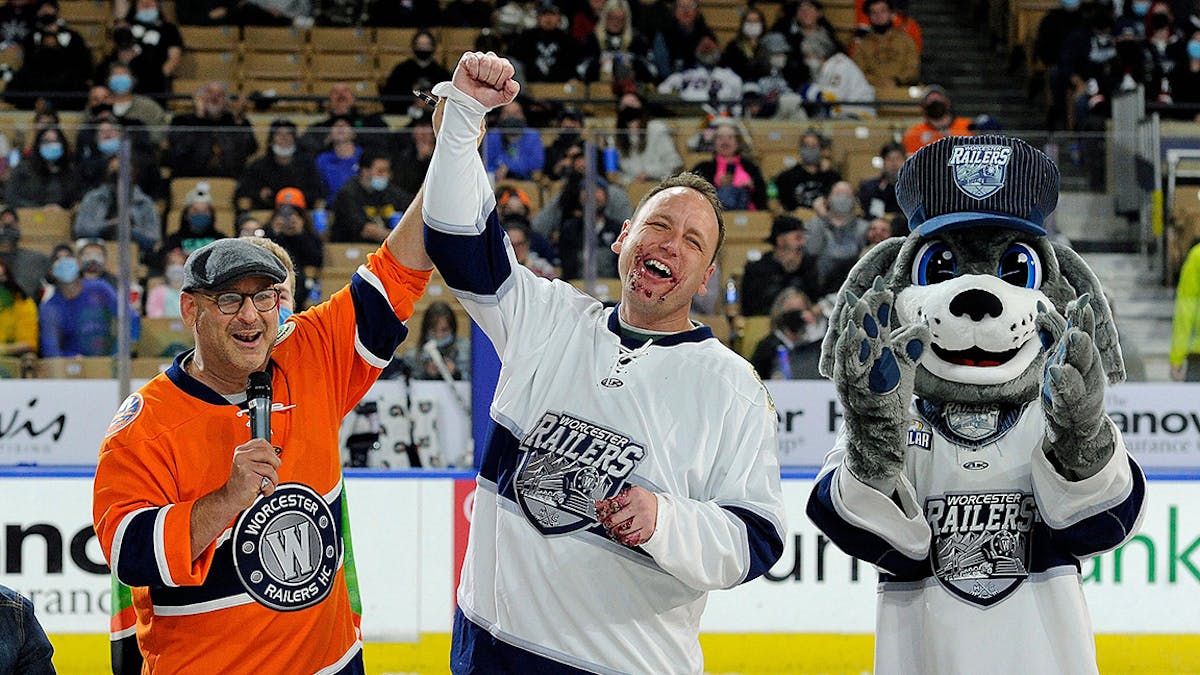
left=809, top=398, right=1146, bottom=675
left=656, top=65, right=744, bottom=103
left=807, top=53, right=876, bottom=119
left=425, top=82, right=786, bottom=675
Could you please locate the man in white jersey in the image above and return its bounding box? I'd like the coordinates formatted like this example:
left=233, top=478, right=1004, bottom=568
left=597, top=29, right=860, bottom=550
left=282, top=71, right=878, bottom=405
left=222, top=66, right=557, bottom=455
left=423, top=52, right=786, bottom=674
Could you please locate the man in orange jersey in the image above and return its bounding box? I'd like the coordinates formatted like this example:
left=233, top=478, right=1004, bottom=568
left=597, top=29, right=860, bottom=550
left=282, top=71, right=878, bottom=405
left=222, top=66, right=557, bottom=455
left=93, top=180, right=434, bottom=671
left=902, top=85, right=973, bottom=155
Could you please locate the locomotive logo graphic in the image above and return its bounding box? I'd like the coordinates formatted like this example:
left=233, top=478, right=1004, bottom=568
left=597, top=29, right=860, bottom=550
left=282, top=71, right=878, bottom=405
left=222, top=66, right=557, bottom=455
left=947, top=145, right=1012, bottom=200
left=926, top=490, right=1036, bottom=607
left=514, top=411, right=645, bottom=535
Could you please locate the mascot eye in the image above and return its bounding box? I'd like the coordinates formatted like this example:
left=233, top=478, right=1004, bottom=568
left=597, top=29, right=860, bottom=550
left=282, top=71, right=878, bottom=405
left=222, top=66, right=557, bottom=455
left=912, top=241, right=957, bottom=286
left=997, top=243, right=1042, bottom=289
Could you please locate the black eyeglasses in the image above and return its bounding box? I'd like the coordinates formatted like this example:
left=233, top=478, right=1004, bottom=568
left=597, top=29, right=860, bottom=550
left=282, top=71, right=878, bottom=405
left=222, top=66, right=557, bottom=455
left=195, top=288, right=281, bottom=315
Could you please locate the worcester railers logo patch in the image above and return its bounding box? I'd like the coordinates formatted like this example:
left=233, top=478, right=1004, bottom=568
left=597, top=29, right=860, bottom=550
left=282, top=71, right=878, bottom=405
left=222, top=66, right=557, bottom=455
left=515, top=411, right=646, bottom=535
left=233, top=483, right=340, bottom=611
left=947, top=145, right=1012, bottom=200
left=926, top=490, right=1036, bottom=607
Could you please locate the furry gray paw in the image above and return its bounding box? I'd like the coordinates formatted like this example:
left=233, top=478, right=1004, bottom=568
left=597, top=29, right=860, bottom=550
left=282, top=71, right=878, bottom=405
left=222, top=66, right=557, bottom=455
left=833, top=278, right=930, bottom=481
left=1036, top=296, right=1112, bottom=472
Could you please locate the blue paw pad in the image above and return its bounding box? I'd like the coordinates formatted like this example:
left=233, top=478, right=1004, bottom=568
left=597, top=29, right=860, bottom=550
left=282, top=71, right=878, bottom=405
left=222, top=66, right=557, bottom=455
left=878, top=303, right=890, bottom=326
left=863, top=313, right=878, bottom=338
left=869, top=348, right=901, bottom=393
left=1039, top=329, right=1053, bottom=350
left=905, top=339, right=923, bottom=361
left=858, top=339, right=870, bottom=363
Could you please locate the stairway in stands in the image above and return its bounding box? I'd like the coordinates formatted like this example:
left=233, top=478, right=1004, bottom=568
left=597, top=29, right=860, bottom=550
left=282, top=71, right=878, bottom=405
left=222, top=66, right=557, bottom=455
left=903, top=1, right=1178, bottom=379
left=906, top=0, right=1045, bottom=134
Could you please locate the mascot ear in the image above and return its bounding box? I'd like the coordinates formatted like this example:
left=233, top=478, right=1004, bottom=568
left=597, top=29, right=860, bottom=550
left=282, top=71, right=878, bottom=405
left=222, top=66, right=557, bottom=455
left=818, top=237, right=905, bottom=378
left=1051, top=242, right=1126, bottom=385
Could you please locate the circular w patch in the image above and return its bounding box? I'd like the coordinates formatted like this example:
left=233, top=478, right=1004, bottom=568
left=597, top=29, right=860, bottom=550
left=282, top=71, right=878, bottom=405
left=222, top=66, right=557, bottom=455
left=232, top=483, right=340, bottom=611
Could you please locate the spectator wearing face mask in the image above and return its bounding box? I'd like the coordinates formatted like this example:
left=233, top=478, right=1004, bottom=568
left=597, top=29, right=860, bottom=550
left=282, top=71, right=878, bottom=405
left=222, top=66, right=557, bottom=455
left=403, top=301, right=470, bottom=380
left=740, top=214, right=821, bottom=317
left=902, top=84, right=972, bottom=154
left=0, top=210, right=51, bottom=300
left=799, top=31, right=875, bottom=119
left=803, top=180, right=870, bottom=296
left=330, top=150, right=415, bottom=243
left=122, top=0, right=183, bottom=101
left=749, top=287, right=825, bottom=380
left=651, top=0, right=713, bottom=75
left=5, top=0, right=93, bottom=111
left=613, top=92, right=681, bottom=184
left=157, top=184, right=226, bottom=261
left=657, top=33, right=743, bottom=103
left=266, top=188, right=323, bottom=307
left=145, top=247, right=186, bottom=318
left=103, top=62, right=169, bottom=146
left=75, top=240, right=118, bottom=289
left=380, top=30, right=452, bottom=115
left=849, top=0, right=919, bottom=87
left=579, top=0, right=658, bottom=84
left=6, top=125, right=79, bottom=209
left=483, top=100, right=545, bottom=180
left=773, top=129, right=842, bottom=211
left=1167, top=30, right=1200, bottom=121
left=73, top=155, right=161, bottom=253
left=39, top=253, right=139, bottom=356
left=722, top=7, right=771, bottom=82
left=236, top=118, right=323, bottom=212
left=76, top=114, right=162, bottom=196
left=690, top=120, right=767, bottom=211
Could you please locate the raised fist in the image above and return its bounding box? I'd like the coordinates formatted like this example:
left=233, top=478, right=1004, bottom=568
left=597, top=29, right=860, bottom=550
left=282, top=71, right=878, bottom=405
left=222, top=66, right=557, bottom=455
left=451, top=51, right=520, bottom=110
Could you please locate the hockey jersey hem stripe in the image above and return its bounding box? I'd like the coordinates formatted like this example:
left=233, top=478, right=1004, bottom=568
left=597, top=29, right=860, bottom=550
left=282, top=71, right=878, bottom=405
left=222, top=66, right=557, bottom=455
left=455, top=605, right=623, bottom=675
left=313, top=639, right=363, bottom=675
left=153, top=592, right=255, bottom=616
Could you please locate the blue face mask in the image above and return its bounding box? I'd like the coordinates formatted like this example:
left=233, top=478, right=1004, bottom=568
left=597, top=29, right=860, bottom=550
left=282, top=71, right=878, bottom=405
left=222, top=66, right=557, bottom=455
left=1133, top=0, right=1151, bottom=16
left=1061, top=0, right=1080, bottom=8
left=98, top=137, right=121, bottom=156
left=52, top=257, right=79, bottom=284
left=188, top=213, right=213, bottom=232
left=1189, top=41, right=1200, bottom=59
left=135, top=8, right=158, bottom=22
left=39, top=142, right=63, bottom=162
left=278, top=305, right=293, bottom=324
left=369, top=175, right=388, bottom=192
left=108, top=74, right=133, bottom=94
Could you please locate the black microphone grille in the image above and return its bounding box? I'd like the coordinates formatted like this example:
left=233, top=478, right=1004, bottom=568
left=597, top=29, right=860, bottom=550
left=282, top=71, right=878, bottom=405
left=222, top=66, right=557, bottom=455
left=247, top=371, right=272, bottom=398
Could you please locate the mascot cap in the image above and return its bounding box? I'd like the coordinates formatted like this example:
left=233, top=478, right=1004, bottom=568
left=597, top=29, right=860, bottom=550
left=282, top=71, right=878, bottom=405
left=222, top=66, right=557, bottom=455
left=896, top=134, right=1059, bottom=237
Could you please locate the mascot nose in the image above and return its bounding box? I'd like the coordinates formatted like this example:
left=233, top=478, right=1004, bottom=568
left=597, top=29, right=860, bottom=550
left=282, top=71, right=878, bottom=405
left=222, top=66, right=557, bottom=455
left=949, top=288, right=1003, bottom=322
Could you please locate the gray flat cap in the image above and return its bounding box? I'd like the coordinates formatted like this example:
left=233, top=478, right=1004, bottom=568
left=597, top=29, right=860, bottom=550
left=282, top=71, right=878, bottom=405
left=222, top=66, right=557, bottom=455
left=183, top=238, right=287, bottom=292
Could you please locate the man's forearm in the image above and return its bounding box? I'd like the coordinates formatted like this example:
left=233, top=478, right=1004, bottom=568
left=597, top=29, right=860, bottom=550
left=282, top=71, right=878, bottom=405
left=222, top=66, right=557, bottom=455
left=384, top=185, right=432, bottom=270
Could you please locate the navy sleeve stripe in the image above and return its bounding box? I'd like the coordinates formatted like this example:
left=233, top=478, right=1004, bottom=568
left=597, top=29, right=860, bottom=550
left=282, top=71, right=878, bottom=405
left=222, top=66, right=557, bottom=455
left=806, top=471, right=930, bottom=580
left=425, top=210, right=514, bottom=297
left=722, top=505, right=785, bottom=583
left=349, top=266, right=409, bottom=366
left=114, top=507, right=166, bottom=587
left=1052, top=455, right=1147, bottom=557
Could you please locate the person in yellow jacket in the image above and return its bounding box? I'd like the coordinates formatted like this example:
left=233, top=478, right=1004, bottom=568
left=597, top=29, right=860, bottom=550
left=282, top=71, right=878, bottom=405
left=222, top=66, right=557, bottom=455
left=0, top=257, right=36, bottom=357
left=1171, top=239, right=1200, bottom=381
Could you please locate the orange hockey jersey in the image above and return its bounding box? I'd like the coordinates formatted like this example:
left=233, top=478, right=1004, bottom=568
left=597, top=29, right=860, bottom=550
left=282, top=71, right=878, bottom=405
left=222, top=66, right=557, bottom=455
left=94, top=247, right=429, bottom=674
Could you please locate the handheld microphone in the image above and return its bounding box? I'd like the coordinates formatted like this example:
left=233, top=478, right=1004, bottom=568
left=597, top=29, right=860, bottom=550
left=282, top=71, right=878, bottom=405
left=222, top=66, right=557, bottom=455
left=247, top=371, right=272, bottom=441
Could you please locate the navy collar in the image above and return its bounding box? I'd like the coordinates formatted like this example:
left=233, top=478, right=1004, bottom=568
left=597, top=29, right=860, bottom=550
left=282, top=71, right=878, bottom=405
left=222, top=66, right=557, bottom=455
left=167, top=349, right=274, bottom=405
left=916, top=398, right=1027, bottom=448
left=605, top=303, right=715, bottom=349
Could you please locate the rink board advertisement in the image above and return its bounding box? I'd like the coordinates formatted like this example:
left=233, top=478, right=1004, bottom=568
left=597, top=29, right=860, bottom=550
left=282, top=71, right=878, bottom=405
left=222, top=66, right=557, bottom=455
left=3, top=381, right=1199, bottom=469
left=1, top=474, right=1196, bottom=636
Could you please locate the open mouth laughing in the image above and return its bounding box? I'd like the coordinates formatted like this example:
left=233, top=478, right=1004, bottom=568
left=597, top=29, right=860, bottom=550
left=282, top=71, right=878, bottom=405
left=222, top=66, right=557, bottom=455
left=931, top=344, right=1021, bottom=367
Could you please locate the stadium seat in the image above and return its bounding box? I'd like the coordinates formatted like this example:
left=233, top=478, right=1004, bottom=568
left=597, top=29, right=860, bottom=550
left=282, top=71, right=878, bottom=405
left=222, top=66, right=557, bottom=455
left=59, top=0, right=111, bottom=25
left=16, top=207, right=73, bottom=250
left=311, top=27, right=373, bottom=54
left=241, top=78, right=313, bottom=112
left=719, top=241, right=768, bottom=286
left=242, top=26, right=309, bottom=54
left=624, top=180, right=657, bottom=208
left=169, top=177, right=237, bottom=211
left=180, top=25, right=240, bottom=53
left=137, top=318, right=193, bottom=358
left=724, top=210, right=773, bottom=243
left=309, top=52, right=375, bottom=83
left=37, top=356, right=115, bottom=379
left=436, top=28, right=479, bottom=66
left=130, top=357, right=175, bottom=379
left=570, top=278, right=622, bottom=304
left=738, top=315, right=772, bottom=360
left=324, top=242, right=373, bottom=277
left=375, top=27, right=421, bottom=57
left=175, top=51, right=239, bottom=83
left=242, top=51, right=307, bottom=80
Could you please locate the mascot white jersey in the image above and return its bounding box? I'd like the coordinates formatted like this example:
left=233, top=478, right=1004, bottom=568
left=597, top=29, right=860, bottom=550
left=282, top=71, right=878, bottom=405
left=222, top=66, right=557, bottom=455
left=807, top=135, right=1146, bottom=674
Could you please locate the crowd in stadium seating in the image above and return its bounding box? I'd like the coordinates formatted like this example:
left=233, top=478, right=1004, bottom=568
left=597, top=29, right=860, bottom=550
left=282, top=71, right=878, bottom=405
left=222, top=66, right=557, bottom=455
left=5, top=0, right=1108, bottom=383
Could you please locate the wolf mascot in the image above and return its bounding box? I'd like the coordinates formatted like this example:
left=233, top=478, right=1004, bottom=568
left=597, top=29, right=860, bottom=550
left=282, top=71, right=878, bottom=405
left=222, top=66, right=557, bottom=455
left=806, top=135, right=1146, bottom=674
